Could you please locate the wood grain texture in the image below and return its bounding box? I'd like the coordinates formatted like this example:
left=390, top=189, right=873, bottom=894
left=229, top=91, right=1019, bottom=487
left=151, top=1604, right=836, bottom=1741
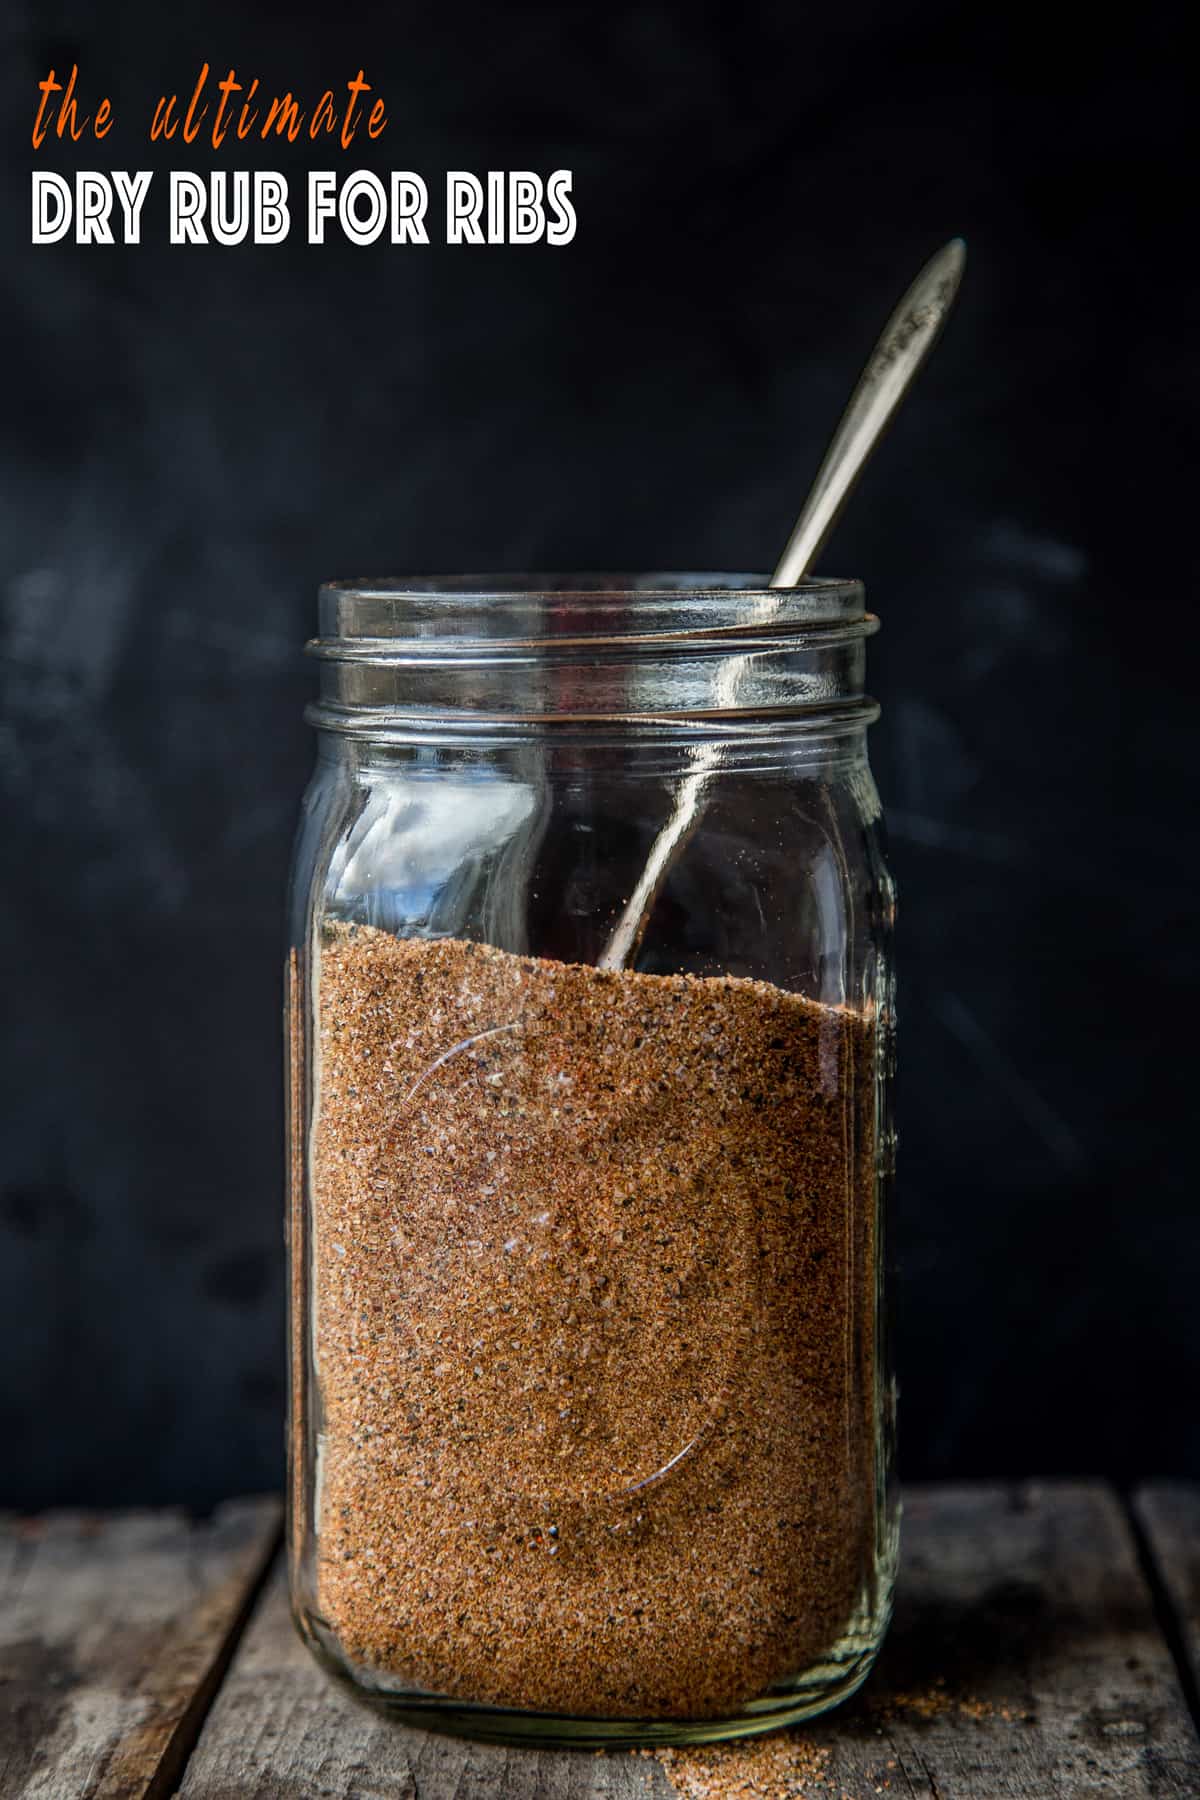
left=802, top=1483, right=1200, bottom=1798
left=1134, top=1484, right=1200, bottom=1702
left=0, top=1497, right=280, bottom=1800
left=176, top=1566, right=670, bottom=1800
left=180, top=1483, right=1200, bottom=1800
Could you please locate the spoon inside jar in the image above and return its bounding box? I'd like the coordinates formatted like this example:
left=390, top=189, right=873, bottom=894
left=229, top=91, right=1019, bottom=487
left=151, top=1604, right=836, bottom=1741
left=597, top=238, right=966, bottom=972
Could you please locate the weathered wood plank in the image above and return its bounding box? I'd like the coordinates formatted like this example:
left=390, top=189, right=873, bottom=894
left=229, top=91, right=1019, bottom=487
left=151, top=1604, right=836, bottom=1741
left=1134, top=1483, right=1200, bottom=1707
left=176, top=1566, right=669, bottom=1800
left=180, top=1483, right=1200, bottom=1799
left=0, top=1497, right=280, bottom=1800
left=804, top=1483, right=1200, bottom=1799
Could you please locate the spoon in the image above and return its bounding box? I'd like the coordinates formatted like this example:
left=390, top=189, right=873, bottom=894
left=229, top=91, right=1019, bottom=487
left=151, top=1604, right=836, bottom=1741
left=597, top=238, right=966, bottom=972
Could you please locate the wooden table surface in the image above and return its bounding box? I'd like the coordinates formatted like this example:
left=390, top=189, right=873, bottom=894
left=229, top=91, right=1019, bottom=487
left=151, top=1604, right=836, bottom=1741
left=2, top=1483, right=1197, bottom=1799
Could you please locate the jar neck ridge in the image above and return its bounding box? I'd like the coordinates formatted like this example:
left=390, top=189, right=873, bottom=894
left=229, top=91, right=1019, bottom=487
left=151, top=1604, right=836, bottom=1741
left=307, top=573, right=879, bottom=743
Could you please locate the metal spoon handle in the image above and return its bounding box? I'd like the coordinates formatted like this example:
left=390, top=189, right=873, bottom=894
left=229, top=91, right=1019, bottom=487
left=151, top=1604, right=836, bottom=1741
left=770, top=237, right=965, bottom=588
left=598, top=240, right=965, bottom=972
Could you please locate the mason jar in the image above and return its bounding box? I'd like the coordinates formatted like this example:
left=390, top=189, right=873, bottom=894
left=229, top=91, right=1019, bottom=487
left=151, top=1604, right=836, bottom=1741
left=286, top=574, right=898, bottom=1746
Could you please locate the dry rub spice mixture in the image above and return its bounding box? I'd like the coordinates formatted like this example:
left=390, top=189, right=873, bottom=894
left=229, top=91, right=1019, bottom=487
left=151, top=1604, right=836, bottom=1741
left=651, top=1736, right=837, bottom=1800
left=306, top=924, right=878, bottom=1718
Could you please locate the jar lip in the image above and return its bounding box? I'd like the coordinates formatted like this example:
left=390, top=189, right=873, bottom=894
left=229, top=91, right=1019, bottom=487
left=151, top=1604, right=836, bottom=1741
left=314, top=571, right=867, bottom=656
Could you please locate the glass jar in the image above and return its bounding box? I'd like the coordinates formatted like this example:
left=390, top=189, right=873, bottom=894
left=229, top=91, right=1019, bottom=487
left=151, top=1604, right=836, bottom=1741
left=286, top=574, right=897, bottom=1746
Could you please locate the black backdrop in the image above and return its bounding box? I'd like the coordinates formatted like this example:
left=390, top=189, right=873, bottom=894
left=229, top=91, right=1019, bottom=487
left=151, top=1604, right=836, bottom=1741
left=2, top=1, right=1196, bottom=1508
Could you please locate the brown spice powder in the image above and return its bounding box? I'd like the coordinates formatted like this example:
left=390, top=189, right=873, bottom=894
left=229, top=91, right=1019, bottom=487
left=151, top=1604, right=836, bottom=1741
left=650, top=1734, right=837, bottom=1799
left=307, top=924, right=877, bottom=1719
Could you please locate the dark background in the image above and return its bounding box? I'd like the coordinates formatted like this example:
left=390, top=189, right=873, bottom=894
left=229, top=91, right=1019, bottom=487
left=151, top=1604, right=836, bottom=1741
left=1, top=1, right=1195, bottom=1508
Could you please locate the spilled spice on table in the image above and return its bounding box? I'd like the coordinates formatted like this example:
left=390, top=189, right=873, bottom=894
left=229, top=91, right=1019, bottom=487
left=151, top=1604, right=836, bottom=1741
left=650, top=1734, right=837, bottom=1799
